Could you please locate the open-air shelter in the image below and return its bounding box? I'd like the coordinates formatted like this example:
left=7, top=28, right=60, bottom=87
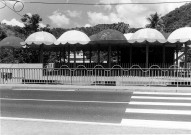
left=90, top=29, right=127, bottom=68
left=0, top=36, right=24, bottom=49
left=54, top=30, right=91, bottom=68
left=128, top=28, right=169, bottom=68
left=20, top=28, right=189, bottom=69
left=168, top=27, right=191, bottom=68
left=0, top=36, right=24, bottom=62
left=21, top=31, right=57, bottom=63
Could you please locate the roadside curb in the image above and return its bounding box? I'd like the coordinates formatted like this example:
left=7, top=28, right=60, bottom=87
left=0, top=84, right=191, bottom=93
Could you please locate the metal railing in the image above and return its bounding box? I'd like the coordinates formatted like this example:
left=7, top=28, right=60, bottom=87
left=0, top=65, right=191, bottom=87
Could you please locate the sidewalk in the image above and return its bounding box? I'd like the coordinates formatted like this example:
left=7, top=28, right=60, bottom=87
left=0, top=84, right=191, bottom=93
left=1, top=118, right=191, bottom=135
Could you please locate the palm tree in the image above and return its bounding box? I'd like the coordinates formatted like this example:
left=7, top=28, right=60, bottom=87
left=146, top=12, right=165, bottom=31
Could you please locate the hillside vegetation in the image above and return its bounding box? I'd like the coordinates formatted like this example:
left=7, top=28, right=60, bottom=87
left=162, top=3, right=191, bottom=32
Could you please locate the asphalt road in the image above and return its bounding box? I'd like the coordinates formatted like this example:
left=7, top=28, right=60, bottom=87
left=1, top=88, right=191, bottom=131
left=0, top=89, right=132, bottom=123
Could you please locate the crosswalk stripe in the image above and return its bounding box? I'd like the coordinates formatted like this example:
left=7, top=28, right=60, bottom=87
left=125, top=108, right=191, bottom=115
left=131, top=96, right=191, bottom=100
left=129, top=101, right=191, bottom=106
left=124, top=92, right=191, bottom=130
left=121, top=119, right=191, bottom=130
left=133, top=92, right=191, bottom=96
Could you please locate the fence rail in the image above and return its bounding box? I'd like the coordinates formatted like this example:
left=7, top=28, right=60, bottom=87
left=0, top=66, right=191, bottom=87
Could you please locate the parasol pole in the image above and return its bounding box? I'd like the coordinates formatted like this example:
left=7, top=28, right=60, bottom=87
left=117, top=48, right=120, bottom=64
left=89, top=44, right=92, bottom=64
left=108, top=45, right=111, bottom=68
left=98, top=44, right=100, bottom=64
left=39, top=44, right=44, bottom=63
left=146, top=43, right=149, bottom=68
left=176, top=44, right=179, bottom=66
left=83, top=48, right=85, bottom=64
left=12, top=48, right=15, bottom=63
left=74, top=44, right=76, bottom=68
left=162, top=43, right=166, bottom=65
left=130, top=44, right=132, bottom=64
left=184, top=42, right=188, bottom=68
left=68, top=44, right=70, bottom=66
left=63, top=45, right=65, bottom=63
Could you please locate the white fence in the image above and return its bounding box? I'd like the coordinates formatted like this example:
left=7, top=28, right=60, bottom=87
left=0, top=65, right=191, bottom=87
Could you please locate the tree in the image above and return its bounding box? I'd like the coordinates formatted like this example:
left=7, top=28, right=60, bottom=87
left=0, top=24, right=7, bottom=40
left=0, top=48, right=13, bottom=63
left=146, top=12, right=165, bottom=31
left=21, top=14, right=42, bottom=35
left=40, top=24, right=51, bottom=33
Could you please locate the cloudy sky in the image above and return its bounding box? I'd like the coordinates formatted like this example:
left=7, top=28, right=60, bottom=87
left=0, top=0, right=189, bottom=28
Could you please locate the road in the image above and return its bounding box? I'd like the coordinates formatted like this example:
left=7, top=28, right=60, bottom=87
left=1, top=88, right=191, bottom=134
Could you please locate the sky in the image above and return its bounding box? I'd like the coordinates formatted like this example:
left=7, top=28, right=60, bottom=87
left=0, top=0, right=190, bottom=29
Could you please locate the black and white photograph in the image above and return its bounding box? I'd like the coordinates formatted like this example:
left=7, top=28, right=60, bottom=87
left=0, top=0, right=191, bottom=134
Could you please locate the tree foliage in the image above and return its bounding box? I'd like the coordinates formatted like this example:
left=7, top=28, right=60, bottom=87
left=146, top=12, right=165, bottom=31
left=78, top=22, right=129, bottom=36
left=21, top=14, right=42, bottom=36
left=0, top=25, right=7, bottom=41
left=162, top=3, right=191, bottom=33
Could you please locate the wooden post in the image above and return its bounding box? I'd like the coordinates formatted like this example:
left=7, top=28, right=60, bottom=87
left=83, top=49, right=85, bottom=64
left=59, top=49, right=62, bottom=63
left=63, top=46, right=65, bottom=63
left=90, top=45, right=92, bottom=64
left=176, top=44, right=179, bottom=66
left=12, top=48, right=15, bottom=63
left=184, top=43, right=188, bottom=68
left=98, top=44, right=100, bottom=64
left=162, top=44, right=166, bottom=64
left=146, top=44, right=149, bottom=68
left=74, top=45, right=76, bottom=68
left=39, top=44, right=44, bottom=63
left=117, top=49, right=120, bottom=63
left=68, top=45, right=70, bottom=65
left=108, top=45, right=111, bottom=68
left=130, top=44, right=132, bottom=64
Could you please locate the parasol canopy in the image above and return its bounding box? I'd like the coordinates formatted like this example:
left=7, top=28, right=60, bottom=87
left=167, top=27, right=191, bottom=43
left=128, top=28, right=166, bottom=43
left=0, top=36, right=24, bottom=48
left=124, top=33, right=133, bottom=40
left=90, top=29, right=127, bottom=42
left=21, top=31, right=56, bottom=45
left=54, top=30, right=90, bottom=45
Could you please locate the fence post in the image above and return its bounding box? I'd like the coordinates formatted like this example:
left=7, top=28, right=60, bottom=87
left=2, top=68, right=4, bottom=84
left=23, top=68, right=25, bottom=84
left=70, top=69, right=73, bottom=85
left=176, top=67, right=179, bottom=91
left=46, top=68, right=48, bottom=84
left=148, top=68, right=151, bottom=87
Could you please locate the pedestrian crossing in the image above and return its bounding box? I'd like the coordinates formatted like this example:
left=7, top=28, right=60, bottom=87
left=121, top=91, right=191, bottom=130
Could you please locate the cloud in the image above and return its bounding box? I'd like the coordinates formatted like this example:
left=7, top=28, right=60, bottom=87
left=39, top=23, right=46, bottom=28
left=84, top=24, right=91, bottom=27
left=26, top=13, right=32, bottom=17
left=87, top=12, right=122, bottom=25
left=66, top=10, right=81, bottom=18
left=1, top=18, right=24, bottom=27
left=48, top=11, right=70, bottom=27
left=95, top=0, right=188, bottom=28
